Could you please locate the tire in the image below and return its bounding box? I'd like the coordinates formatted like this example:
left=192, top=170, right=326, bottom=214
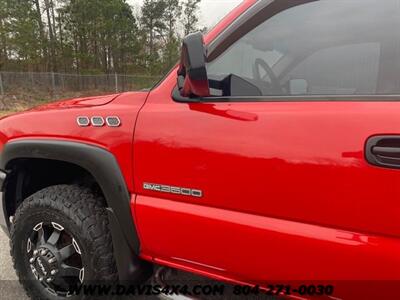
left=10, top=184, right=118, bottom=299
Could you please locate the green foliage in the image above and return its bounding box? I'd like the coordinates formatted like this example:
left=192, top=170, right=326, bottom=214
left=141, top=0, right=167, bottom=73
left=0, top=0, right=10, bottom=69
left=163, top=0, right=182, bottom=71
left=0, top=0, right=202, bottom=75
left=182, top=0, right=201, bottom=36
left=6, top=1, right=42, bottom=68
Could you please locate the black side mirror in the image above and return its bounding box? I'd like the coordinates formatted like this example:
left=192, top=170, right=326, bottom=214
left=177, top=32, right=210, bottom=98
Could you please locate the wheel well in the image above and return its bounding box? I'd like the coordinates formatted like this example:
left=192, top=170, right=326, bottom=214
left=4, top=158, right=105, bottom=219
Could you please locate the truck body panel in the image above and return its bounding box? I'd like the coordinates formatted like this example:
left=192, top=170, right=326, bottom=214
left=1, top=0, right=400, bottom=297
left=0, top=91, right=149, bottom=192
left=133, top=70, right=400, bottom=282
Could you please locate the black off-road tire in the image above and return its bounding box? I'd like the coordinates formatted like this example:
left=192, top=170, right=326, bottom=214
left=10, top=184, right=118, bottom=299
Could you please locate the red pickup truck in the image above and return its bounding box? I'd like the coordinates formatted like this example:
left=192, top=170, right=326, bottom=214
left=1, top=0, right=400, bottom=299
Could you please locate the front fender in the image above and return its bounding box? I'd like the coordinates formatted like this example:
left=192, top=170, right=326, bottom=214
left=0, top=139, right=140, bottom=253
left=0, top=139, right=151, bottom=281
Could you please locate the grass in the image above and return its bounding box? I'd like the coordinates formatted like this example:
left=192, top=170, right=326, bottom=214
left=0, top=74, right=162, bottom=117
left=0, top=110, right=19, bottom=117
left=0, top=75, right=161, bottom=118
left=0, top=98, right=52, bottom=117
left=0, top=90, right=122, bottom=118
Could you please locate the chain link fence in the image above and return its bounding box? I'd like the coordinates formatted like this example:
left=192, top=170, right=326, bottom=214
left=0, top=71, right=162, bottom=115
left=0, top=72, right=161, bottom=96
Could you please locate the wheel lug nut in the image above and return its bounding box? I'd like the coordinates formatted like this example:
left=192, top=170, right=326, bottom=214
left=29, top=257, right=35, bottom=263
left=40, top=250, right=47, bottom=255
left=51, top=269, right=58, bottom=275
left=46, top=278, right=53, bottom=283
left=33, top=250, right=38, bottom=256
left=48, top=258, right=56, bottom=264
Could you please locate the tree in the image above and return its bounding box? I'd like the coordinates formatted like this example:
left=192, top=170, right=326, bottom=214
left=32, top=0, right=49, bottom=70
left=108, top=1, right=140, bottom=74
left=7, top=0, right=42, bottom=71
left=44, top=0, right=57, bottom=71
left=164, top=0, right=181, bottom=40
left=181, top=0, right=201, bottom=36
left=0, top=0, right=205, bottom=75
left=162, top=0, right=182, bottom=70
left=140, top=0, right=168, bottom=73
left=0, top=0, right=9, bottom=69
left=59, top=0, right=139, bottom=74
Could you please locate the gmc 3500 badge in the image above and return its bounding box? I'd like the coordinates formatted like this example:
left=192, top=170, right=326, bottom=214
left=143, top=183, right=203, bottom=198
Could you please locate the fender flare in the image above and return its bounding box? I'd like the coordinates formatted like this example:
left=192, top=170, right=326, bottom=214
left=0, top=139, right=140, bottom=256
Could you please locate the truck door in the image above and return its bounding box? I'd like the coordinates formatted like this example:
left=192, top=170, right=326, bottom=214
left=134, top=0, right=400, bottom=283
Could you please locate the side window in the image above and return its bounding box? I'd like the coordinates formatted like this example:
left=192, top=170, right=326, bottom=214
left=207, top=0, right=400, bottom=97
left=286, top=43, right=381, bottom=95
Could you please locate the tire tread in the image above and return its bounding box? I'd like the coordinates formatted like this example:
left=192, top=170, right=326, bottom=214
left=10, top=184, right=118, bottom=299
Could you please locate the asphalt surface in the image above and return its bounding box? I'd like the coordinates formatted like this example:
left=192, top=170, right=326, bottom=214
left=0, top=230, right=273, bottom=300
left=0, top=230, right=29, bottom=299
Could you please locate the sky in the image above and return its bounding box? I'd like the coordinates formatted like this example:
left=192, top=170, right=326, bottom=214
left=129, top=0, right=243, bottom=28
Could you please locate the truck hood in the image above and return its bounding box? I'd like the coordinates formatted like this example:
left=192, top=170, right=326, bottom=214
left=0, top=91, right=150, bottom=149
left=29, top=93, right=121, bottom=111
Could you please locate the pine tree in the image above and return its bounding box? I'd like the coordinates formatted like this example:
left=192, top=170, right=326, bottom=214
left=141, top=0, right=168, bottom=74
left=0, top=0, right=9, bottom=69
left=0, top=0, right=206, bottom=75
left=8, top=0, right=42, bottom=71
left=162, top=0, right=182, bottom=70
left=182, top=0, right=201, bottom=36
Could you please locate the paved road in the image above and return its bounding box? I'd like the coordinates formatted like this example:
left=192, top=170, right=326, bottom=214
left=0, top=230, right=29, bottom=299
left=0, top=230, right=272, bottom=300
